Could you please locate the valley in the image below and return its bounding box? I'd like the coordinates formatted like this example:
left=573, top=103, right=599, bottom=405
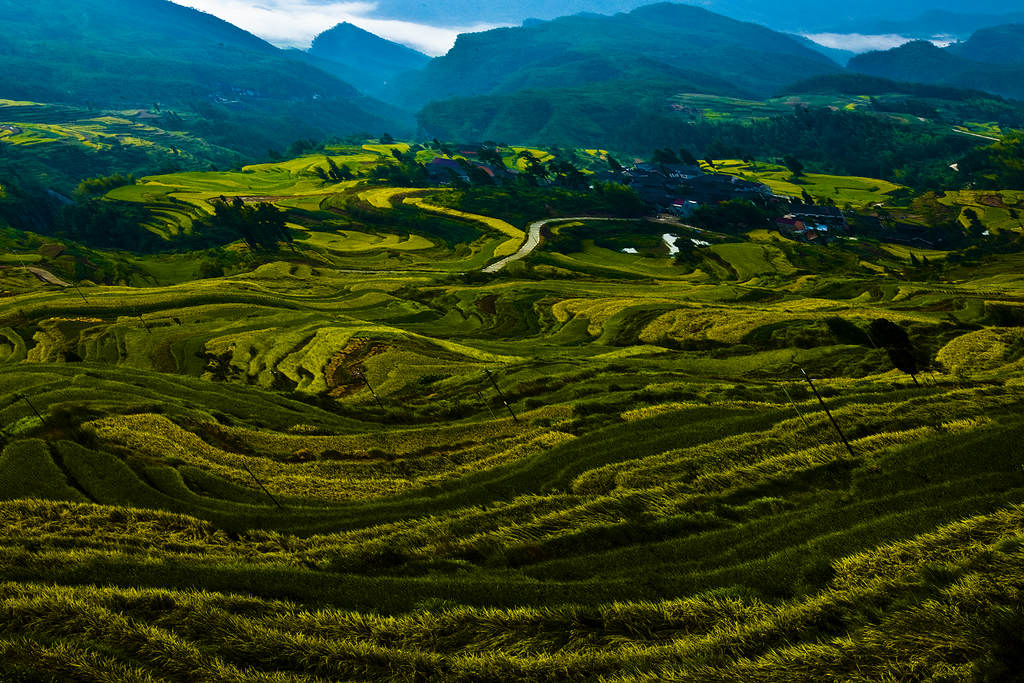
left=1, top=0, right=1023, bottom=678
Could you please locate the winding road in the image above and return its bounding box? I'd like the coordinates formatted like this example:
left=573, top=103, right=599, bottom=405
left=951, top=127, right=1000, bottom=142
left=483, top=217, right=621, bottom=273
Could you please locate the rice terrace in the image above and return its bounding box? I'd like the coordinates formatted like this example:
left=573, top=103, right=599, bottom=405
left=3, top=0, right=1024, bottom=679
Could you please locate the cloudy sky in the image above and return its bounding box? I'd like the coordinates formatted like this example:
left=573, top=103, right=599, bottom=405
left=169, top=0, right=502, bottom=55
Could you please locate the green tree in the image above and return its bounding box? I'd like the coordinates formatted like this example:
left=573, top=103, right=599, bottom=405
left=653, top=148, right=679, bottom=164
left=477, top=146, right=505, bottom=168
left=208, top=199, right=291, bottom=251
left=869, top=318, right=922, bottom=385
left=784, top=155, right=805, bottom=178
left=73, top=174, right=135, bottom=199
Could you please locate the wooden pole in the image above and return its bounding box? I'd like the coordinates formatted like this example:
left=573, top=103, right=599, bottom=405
left=484, top=369, right=518, bottom=423
left=476, top=390, right=496, bottom=419
left=799, top=367, right=856, bottom=458
left=239, top=460, right=283, bottom=509
left=17, top=394, right=44, bottom=424
left=354, top=368, right=384, bottom=409
left=71, top=283, right=88, bottom=303
left=780, top=382, right=811, bottom=430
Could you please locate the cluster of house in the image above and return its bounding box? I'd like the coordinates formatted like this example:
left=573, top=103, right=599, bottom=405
left=607, top=163, right=862, bottom=244
left=598, top=162, right=774, bottom=216
left=425, top=155, right=922, bottom=246
left=775, top=203, right=849, bottom=243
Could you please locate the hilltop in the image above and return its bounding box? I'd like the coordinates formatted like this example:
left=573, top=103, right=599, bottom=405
left=363, top=0, right=1022, bottom=33
left=306, top=23, right=431, bottom=98
left=947, top=23, right=1024, bottom=64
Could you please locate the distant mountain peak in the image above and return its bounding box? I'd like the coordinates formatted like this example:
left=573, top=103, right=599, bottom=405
left=305, top=21, right=430, bottom=99
left=311, top=22, right=429, bottom=67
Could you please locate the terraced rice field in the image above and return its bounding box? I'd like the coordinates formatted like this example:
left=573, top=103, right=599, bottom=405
left=936, top=190, right=1024, bottom=234
left=0, top=100, right=239, bottom=185
left=3, top=157, right=1024, bottom=678
left=711, top=159, right=905, bottom=207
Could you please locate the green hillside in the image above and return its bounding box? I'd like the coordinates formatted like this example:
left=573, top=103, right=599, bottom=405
left=0, top=138, right=1024, bottom=677
left=0, top=100, right=243, bottom=191
left=420, top=91, right=983, bottom=187
left=393, top=3, right=839, bottom=108
left=849, top=38, right=1024, bottom=101
left=0, top=0, right=408, bottom=153
left=947, top=23, right=1024, bottom=64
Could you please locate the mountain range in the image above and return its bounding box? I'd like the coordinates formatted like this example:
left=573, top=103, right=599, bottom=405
left=391, top=3, right=841, bottom=109
left=363, top=0, right=1024, bottom=34
left=1, top=0, right=1022, bottom=160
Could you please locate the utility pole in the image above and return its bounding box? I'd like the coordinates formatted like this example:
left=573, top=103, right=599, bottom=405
left=353, top=367, right=383, bottom=409
left=239, top=460, right=283, bottom=509
left=70, top=283, right=88, bottom=303
left=780, top=382, right=811, bottom=430
left=484, top=369, right=518, bottom=423
left=799, top=367, right=855, bottom=458
left=17, top=394, right=44, bottom=425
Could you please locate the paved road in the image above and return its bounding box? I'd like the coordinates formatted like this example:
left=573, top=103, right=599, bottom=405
left=483, top=217, right=620, bottom=273
left=951, top=127, right=999, bottom=142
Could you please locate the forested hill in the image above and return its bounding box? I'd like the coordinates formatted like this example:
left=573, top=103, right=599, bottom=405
left=849, top=27, right=1024, bottom=101
left=295, top=23, right=431, bottom=101
left=310, top=22, right=430, bottom=91
left=391, top=3, right=841, bottom=108
left=947, top=23, right=1024, bottom=64
left=0, top=0, right=406, bottom=142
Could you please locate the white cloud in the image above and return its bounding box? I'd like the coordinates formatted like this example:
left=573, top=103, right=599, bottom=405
left=170, top=0, right=502, bottom=55
left=801, top=33, right=915, bottom=53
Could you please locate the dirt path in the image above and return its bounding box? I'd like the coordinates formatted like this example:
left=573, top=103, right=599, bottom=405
left=482, top=217, right=621, bottom=273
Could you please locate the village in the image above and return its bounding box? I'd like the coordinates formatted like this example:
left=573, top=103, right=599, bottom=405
left=419, top=151, right=943, bottom=248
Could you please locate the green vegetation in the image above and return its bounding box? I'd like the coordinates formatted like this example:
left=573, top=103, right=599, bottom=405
left=395, top=3, right=837, bottom=110
left=421, top=95, right=985, bottom=189
left=0, top=125, right=1023, bottom=679
left=1, top=1, right=1023, bottom=672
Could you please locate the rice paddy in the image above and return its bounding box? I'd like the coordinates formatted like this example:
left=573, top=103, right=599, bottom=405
left=711, top=159, right=906, bottom=207
left=2, top=149, right=1024, bottom=679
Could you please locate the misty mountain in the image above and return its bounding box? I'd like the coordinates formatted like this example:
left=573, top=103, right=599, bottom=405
left=947, top=24, right=1024, bottom=64
left=0, top=0, right=407, bottom=147
left=305, top=23, right=430, bottom=98
left=392, top=3, right=840, bottom=108
left=791, top=35, right=853, bottom=66
left=848, top=31, right=1024, bottom=101
left=822, top=10, right=1024, bottom=38
left=366, top=0, right=1024, bottom=34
